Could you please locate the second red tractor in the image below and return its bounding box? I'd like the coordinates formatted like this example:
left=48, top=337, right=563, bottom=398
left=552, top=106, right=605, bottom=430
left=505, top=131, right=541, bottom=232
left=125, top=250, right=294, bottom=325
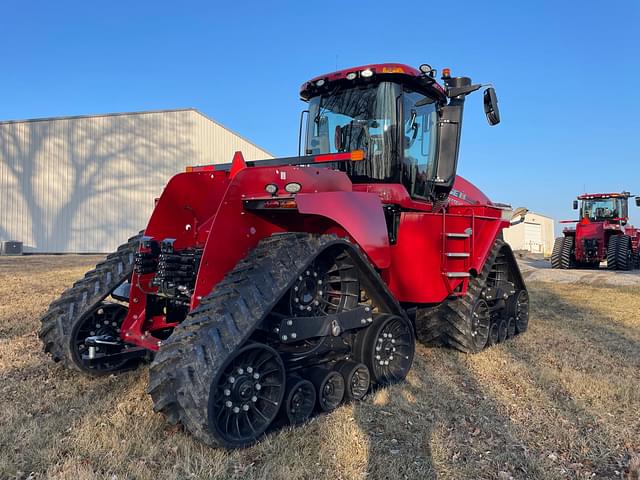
left=552, top=192, right=640, bottom=270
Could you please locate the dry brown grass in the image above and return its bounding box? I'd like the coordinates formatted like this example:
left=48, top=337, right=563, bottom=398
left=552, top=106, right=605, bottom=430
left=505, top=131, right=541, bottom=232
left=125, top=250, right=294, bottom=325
left=1, top=256, right=639, bottom=480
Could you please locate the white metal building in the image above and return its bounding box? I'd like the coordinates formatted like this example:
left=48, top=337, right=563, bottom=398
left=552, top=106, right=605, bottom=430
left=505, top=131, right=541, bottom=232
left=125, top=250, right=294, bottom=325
left=0, top=109, right=272, bottom=253
left=503, top=211, right=555, bottom=257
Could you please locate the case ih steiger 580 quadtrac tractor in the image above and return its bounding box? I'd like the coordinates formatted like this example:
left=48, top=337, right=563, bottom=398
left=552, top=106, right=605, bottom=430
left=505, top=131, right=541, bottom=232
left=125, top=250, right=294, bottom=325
left=551, top=192, right=640, bottom=270
left=39, top=63, right=529, bottom=448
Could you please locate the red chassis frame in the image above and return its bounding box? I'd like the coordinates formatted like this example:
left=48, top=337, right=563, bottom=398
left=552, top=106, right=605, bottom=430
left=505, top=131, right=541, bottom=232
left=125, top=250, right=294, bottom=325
left=121, top=154, right=509, bottom=351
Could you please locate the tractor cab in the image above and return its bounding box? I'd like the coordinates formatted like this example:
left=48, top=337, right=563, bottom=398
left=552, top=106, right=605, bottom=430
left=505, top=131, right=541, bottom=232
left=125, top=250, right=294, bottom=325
left=300, top=63, right=500, bottom=203
left=574, top=193, right=632, bottom=225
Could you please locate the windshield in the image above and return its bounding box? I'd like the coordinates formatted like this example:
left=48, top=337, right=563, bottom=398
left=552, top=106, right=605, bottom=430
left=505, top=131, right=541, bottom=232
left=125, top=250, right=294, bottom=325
left=581, top=198, right=623, bottom=221
left=305, top=82, right=440, bottom=197
left=305, top=82, right=401, bottom=182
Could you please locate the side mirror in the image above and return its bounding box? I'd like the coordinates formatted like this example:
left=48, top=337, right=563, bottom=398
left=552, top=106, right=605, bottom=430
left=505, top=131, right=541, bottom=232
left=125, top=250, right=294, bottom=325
left=483, top=87, right=500, bottom=126
left=635, top=197, right=640, bottom=207
left=573, top=200, right=579, bottom=210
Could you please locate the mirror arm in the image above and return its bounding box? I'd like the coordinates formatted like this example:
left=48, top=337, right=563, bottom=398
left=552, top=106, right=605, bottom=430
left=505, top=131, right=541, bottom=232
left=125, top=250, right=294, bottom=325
left=446, top=83, right=482, bottom=98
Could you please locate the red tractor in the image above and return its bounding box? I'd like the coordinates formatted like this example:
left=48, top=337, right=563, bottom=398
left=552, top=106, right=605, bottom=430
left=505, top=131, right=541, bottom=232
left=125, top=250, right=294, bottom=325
left=39, top=63, right=529, bottom=448
left=552, top=192, right=640, bottom=270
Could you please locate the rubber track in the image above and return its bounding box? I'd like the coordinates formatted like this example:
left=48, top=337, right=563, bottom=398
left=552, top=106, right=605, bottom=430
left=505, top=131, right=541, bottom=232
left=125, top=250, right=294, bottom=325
left=38, top=232, right=142, bottom=373
left=551, top=237, right=565, bottom=269
left=415, top=239, right=525, bottom=354
left=607, top=236, right=620, bottom=270
left=147, top=233, right=392, bottom=447
left=615, top=235, right=631, bottom=271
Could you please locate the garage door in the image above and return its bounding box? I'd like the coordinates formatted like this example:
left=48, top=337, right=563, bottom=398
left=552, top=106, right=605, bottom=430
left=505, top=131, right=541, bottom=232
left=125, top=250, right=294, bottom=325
left=524, top=222, right=543, bottom=253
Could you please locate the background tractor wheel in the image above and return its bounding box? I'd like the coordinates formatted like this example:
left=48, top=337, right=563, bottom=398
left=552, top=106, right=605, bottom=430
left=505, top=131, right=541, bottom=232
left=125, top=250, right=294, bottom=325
left=551, top=237, right=574, bottom=269
left=616, top=236, right=632, bottom=271
left=607, top=236, right=620, bottom=270
left=551, top=237, right=564, bottom=269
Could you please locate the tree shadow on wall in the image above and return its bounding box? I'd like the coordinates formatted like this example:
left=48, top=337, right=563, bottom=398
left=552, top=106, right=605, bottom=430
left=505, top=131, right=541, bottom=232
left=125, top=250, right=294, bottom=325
left=0, top=112, right=197, bottom=252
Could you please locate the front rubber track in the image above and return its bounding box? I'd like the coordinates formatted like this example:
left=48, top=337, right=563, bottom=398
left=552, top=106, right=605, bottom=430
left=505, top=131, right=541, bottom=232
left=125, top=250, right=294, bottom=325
left=147, top=233, right=402, bottom=448
left=38, top=232, right=142, bottom=374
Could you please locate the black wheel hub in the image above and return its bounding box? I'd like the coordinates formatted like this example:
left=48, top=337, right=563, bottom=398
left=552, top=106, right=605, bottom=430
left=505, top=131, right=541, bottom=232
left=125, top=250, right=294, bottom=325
left=368, top=316, right=414, bottom=385
left=288, top=253, right=359, bottom=318
left=210, top=344, right=285, bottom=446
left=290, top=268, right=325, bottom=315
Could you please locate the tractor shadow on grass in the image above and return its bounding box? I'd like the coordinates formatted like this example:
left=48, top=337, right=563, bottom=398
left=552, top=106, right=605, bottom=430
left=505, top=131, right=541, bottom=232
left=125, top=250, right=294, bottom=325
left=346, top=281, right=639, bottom=479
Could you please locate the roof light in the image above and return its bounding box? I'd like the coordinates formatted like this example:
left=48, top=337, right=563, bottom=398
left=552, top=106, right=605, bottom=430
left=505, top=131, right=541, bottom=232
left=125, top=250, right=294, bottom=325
left=315, top=79, right=325, bottom=87
left=442, top=68, right=451, bottom=78
left=381, top=66, right=405, bottom=73
left=285, top=182, right=301, bottom=193
left=265, top=183, right=278, bottom=195
left=419, top=64, right=433, bottom=75
left=346, top=72, right=357, bottom=80
left=361, top=69, right=373, bottom=78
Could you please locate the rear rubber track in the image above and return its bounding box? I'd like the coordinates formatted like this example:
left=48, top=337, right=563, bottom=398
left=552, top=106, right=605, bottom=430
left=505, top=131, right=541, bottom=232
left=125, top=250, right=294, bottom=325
left=147, top=233, right=394, bottom=447
left=38, top=232, right=142, bottom=373
left=415, top=238, right=525, bottom=353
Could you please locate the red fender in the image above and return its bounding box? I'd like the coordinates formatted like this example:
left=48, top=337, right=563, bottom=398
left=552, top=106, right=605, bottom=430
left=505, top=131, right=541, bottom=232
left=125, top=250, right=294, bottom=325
left=295, top=191, right=391, bottom=268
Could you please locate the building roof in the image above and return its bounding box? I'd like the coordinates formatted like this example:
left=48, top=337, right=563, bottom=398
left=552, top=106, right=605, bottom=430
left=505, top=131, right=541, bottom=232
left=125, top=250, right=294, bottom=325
left=0, top=107, right=273, bottom=157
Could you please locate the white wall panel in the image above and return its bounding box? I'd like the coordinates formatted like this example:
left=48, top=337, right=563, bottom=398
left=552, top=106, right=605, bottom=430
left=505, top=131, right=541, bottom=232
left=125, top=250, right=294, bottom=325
left=0, top=109, right=272, bottom=253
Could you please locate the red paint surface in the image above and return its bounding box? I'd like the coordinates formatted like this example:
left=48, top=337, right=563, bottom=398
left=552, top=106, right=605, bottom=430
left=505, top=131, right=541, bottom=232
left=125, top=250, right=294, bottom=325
left=120, top=157, right=509, bottom=351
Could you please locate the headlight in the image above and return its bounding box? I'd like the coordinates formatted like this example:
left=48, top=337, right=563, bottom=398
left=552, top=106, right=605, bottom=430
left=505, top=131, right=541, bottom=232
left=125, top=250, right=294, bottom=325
left=285, top=182, right=301, bottom=193
left=265, top=184, right=278, bottom=195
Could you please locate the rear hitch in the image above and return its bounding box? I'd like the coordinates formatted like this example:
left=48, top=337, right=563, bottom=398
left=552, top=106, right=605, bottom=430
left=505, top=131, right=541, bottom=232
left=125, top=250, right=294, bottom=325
left=83, top=335, right=149, bottom=366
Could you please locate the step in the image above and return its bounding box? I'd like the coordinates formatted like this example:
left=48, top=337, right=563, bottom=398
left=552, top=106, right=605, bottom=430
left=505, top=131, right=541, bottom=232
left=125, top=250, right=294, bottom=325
left=445, top=252, right=470, bottom=258
left=445, top=272, right=471, bottom=278
left=446, top=232, right=471, bottom=238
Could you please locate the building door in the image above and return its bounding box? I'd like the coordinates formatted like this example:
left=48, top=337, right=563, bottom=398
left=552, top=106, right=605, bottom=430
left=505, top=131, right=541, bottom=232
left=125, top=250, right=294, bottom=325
left=524, top=222, right=543, bottom=253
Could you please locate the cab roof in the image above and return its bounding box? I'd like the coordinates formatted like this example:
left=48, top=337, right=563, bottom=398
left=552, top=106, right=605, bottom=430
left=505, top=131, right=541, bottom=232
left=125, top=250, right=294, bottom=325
left=299, top=62, right=446, bottom=101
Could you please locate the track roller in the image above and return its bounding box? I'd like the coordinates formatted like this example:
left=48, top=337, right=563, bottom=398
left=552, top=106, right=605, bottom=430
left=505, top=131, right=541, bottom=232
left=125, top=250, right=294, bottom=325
left=307, top=368, right=345, bottom=412
left=335, top=360, right=370, bottom=401
left=497, top=318, right=508, bottom=343
left=488, top=322, right=499, bottom=346
left=507, top=317, right=516, bottom=338
left=282, top=376, right=316, bottom=425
